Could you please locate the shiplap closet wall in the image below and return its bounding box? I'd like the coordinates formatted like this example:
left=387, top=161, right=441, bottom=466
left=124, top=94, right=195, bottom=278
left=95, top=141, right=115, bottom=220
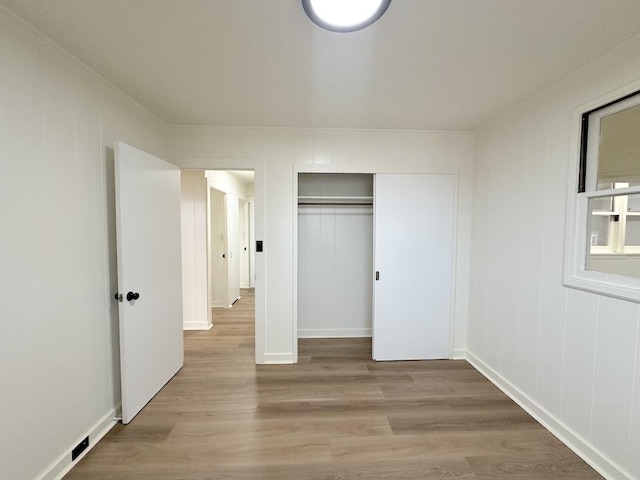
left=297, top=173, right=374, bottom=338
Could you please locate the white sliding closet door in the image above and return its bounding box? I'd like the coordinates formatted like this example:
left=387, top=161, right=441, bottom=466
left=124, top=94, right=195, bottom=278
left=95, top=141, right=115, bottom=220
left=373, top=174, right=454, bottom=361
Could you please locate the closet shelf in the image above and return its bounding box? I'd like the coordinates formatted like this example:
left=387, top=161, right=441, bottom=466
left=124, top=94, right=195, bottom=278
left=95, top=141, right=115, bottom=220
left=297, top=195, right=373, bottom=206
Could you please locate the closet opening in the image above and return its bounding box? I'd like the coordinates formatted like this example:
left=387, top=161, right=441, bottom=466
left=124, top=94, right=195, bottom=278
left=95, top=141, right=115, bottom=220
left=296, top=173, right=374, bottom=361
left=295, top=171, right=456, bottom=363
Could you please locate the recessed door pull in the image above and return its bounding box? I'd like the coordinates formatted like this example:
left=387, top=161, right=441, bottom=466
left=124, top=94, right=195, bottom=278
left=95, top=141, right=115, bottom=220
left=376, top=271, right=380, bottom=281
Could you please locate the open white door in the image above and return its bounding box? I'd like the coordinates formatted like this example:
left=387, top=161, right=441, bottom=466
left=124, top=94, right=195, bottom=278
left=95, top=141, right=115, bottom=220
left=115, top=141, right=184, bottom=423
left=373, top=174, right=454, bottom=361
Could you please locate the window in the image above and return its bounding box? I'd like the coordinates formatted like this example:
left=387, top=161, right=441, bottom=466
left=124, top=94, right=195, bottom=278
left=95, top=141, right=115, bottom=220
left=588, top=184, right=640, bottom=254
left=565, top=88, right=640, bottom=302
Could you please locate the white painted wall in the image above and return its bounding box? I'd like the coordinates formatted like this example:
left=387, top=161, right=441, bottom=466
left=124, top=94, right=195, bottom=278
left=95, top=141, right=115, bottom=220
left=180, top=169, right=211, bottom=330
left=166, top=128, right=475, bottom=363
left=468, top=33, right=640, bottom=479
left=0, top=7, right=166, bottom=480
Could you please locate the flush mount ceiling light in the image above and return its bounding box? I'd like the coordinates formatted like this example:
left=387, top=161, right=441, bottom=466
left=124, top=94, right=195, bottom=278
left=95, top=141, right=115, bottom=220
left=302, top=0, right=392, bottom=32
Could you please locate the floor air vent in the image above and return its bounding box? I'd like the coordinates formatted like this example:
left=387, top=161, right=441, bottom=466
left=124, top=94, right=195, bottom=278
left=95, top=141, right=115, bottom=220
left=71, top=436, right=89, bottom=461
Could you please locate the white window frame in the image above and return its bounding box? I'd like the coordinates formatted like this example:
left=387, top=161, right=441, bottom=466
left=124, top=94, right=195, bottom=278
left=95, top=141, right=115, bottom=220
left=564, top=87, right=640, bottom=303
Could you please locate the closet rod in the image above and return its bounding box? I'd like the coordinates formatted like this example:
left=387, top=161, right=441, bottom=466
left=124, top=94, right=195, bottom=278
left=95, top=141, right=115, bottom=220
left=298, top=202, right=373, bottom=206
left=297, top=195, right=373, bottom=206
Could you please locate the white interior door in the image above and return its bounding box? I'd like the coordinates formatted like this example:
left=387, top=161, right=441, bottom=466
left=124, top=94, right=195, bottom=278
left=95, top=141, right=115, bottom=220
left=239, top=200, right=249, bottom=288
left=209, top=187, right=227, bottom=307
left=373, top=174, right=455, bottom=361
left=115, top=141, right=184, bottom=423
left=249, top=201, right=256, bottom=288
left=225, top=192, right=240, bottom=305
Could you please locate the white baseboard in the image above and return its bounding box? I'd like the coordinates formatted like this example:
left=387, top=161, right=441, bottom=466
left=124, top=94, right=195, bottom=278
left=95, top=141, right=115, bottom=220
left=465, top=350, right=631, bottom=480
left=38, top=407, right=119, bottom=480
left=298, top=328, right=372, bottom=338
left=452, top=348, right=466, bottom=360
left=264, top=353, right=295, bottom=364
left=212, top=300, right=239, bottom=309
left=183, top=322, right=213, bottom=331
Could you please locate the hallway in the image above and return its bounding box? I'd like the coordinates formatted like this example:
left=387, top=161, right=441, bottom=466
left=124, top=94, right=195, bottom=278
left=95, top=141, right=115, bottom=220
left=65, top=289, right=600, bottom=479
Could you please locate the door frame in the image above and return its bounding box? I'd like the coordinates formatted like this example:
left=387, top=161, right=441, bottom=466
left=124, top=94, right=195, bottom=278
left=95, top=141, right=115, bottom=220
left=180, top=160, right=266, bottom=364
left=293, top=164, right=460, bottom=363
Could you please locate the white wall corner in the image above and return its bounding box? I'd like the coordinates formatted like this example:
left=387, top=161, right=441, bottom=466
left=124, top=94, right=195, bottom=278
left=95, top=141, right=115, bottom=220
left=38, top=408, right=119, bottom=480
left=465, top=350, right=633, bottom=480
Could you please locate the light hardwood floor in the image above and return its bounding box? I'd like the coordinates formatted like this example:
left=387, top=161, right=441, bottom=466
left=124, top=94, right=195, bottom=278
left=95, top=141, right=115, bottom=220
left=65, top=289, right=602, bottom=479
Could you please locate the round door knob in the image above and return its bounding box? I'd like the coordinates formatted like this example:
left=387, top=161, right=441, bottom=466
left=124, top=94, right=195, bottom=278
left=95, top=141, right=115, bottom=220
left=127, top=291, right=140, bottom=301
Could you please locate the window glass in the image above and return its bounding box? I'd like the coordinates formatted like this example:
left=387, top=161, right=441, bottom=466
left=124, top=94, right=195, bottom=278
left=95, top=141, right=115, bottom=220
left=587, top=192, right=640, bottom=252
left=628, top=192, right=640, bottom=212
left=597, top=103, right=640, bottom=187
left=590, top=195, right=613, bottom=212
left=626, top=217, right=640, bottom=246
left=588, top=213, right=610, bottom=247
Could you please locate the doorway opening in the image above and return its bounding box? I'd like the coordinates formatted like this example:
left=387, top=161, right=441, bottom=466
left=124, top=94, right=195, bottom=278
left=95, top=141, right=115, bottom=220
left=180, top=169, right=257, bottom=358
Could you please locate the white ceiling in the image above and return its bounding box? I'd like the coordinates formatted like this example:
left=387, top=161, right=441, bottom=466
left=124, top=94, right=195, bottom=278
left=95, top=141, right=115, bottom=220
left=4, top=0, right=640, bottom=130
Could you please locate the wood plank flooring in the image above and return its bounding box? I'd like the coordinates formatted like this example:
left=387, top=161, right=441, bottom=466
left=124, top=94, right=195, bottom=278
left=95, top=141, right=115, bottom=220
left=65, top=289, right=602, bottom=479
